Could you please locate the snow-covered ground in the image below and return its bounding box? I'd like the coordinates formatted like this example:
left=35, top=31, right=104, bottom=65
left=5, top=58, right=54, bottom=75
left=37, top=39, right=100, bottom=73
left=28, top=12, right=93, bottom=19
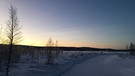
left=0, top=51, right=135, bottom=76
left=0, top=51, right=95, bottom=76
left=61, top=54, right=135, bottom=76
left=10, top=52, right=94, bottom=76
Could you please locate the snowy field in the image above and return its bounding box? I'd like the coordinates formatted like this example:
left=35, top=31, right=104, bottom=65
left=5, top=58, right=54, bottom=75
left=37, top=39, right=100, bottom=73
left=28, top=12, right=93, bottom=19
left=0, top=50, right=135, bottom=76
left=0, top=50, right=94, bottom=76
left=61, top=54, right=135, bottom=76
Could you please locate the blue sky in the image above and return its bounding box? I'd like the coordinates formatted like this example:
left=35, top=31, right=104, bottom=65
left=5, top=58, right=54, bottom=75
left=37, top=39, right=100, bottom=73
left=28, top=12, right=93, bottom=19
left=0, top=0, right=135, bottom=49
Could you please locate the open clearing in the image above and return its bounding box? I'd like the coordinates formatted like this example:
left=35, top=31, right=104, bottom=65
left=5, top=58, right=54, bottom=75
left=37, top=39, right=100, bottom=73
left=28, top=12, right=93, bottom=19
left=61, top=54, right=135, bottom=76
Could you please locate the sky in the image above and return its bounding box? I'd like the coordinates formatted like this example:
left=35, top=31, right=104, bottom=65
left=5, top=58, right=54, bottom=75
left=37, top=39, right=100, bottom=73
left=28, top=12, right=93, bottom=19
left=0, top=0, right=135, bottom=49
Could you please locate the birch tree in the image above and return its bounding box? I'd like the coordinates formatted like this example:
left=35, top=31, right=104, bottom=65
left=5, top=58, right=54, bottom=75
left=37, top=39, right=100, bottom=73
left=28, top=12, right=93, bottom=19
left=6, top=5, right=22, bottom=76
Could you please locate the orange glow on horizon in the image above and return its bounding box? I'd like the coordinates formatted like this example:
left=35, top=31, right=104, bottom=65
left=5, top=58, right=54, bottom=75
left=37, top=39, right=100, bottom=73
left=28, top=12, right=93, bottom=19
left=20, top=38, right=113, bottom=49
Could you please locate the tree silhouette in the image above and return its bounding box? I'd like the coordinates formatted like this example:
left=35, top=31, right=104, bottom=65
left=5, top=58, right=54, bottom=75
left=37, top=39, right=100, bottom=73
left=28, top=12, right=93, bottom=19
left=46, top=38, right=55, bottom=64
left=6, top=5, right=22, bottom=76
left=129, top=42, right=135, bottom=54
left=55, top=40, right=62, bottom=58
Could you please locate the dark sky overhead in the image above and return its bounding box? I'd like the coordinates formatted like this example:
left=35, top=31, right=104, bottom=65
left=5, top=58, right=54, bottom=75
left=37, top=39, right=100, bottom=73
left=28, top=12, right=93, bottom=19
left=0, top=0, right=135, bottom=49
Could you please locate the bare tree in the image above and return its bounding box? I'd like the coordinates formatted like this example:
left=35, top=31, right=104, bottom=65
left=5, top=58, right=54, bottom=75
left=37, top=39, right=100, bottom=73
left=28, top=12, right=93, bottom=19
left=55, top=40, right=59, bottom=57
left=55, top=40, right=62, bottom=58
left=129, top=42, right=135, bottom=54
left=46, top=38, right=55, bottom=64
left=6, top=5, right=22, bottom=76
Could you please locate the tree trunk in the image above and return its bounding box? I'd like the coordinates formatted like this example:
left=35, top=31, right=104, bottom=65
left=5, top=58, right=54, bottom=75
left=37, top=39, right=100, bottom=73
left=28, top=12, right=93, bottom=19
left=6, top=44, right=13, bottom=76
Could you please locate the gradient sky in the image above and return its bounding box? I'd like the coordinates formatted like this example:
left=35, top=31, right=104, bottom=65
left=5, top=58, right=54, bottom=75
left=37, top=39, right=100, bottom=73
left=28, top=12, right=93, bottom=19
left=0, top=0, right=135, bottom=49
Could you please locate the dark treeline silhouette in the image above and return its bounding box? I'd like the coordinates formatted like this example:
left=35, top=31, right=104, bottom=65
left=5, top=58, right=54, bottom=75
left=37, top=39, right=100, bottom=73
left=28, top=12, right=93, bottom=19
left=0, top=44, right=129, bottom=52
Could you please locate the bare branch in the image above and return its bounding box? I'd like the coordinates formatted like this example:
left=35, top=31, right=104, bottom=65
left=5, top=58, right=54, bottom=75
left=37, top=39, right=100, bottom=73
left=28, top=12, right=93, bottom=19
left=6, top=5, right=22, bottom=44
